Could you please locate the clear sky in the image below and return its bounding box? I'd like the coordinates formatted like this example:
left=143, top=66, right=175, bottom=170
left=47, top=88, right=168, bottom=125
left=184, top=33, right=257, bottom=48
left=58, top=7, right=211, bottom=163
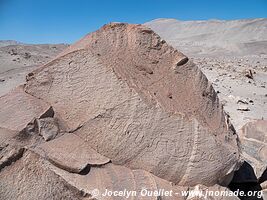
left=0, top=0, right=267, bottom=44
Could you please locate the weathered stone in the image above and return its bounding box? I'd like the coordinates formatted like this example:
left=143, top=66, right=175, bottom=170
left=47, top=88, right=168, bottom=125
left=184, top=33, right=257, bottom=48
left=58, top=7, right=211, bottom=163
left=0, top=151, right=83, bottom=200
left=25, top=23, right=240, bottom=186
left=35, top=133, right=110, bottom=173
left=239, top=120, right=267, bottom=178
left=0, top=86, right=50, bottom=131
left=35, top=117, right=59, bottom=141
left=48, top=162, right=187, bottom=200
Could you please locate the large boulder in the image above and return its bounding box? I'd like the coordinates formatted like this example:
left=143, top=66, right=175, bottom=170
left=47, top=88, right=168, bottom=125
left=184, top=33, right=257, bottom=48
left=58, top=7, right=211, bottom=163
left=24, top=23, right=241, bottom=186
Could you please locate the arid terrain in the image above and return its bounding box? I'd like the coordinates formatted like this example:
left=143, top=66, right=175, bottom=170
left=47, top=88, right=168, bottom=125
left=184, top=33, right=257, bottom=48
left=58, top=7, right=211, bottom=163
left=0, top=41, right=68, bottom=96
left=0, top=19, right=266, bottom=200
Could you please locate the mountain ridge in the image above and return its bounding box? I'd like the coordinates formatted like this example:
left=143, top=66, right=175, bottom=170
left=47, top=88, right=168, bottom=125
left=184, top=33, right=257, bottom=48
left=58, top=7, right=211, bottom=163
left=144, top=18, right=267, bottom=56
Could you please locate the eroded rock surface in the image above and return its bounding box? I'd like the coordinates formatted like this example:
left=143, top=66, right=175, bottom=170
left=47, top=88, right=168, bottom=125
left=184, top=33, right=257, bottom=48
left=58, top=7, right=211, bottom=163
left=239, top=120, right=267, bottom=179
left=0, top=151, right=83, bottom=200
left=24, top=23, right=241, bottom=186
left=0, top=86, right=50, bottom=131
left=35, top=133, right=110, bottom=173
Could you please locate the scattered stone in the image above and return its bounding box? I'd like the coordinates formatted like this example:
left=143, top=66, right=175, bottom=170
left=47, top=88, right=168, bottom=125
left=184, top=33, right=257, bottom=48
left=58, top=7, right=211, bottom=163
left=245, top=69, right=254, bottom=79
left=9, top=49, right=17, bottom=55
left=237, top=98, right=248, bottom=104
left=23, top=52, right=31, bottom=59
left=237, top=105, right=250, bottom=111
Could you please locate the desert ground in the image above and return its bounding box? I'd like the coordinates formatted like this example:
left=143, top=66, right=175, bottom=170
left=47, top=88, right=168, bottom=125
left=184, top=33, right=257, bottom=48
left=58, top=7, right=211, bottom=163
left=0, top=41, right=68, bottom=96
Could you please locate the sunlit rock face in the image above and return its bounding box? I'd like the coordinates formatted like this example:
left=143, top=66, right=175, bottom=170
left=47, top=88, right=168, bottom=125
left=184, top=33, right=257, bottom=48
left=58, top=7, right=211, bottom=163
left=24, top=23, right=241, bottom=186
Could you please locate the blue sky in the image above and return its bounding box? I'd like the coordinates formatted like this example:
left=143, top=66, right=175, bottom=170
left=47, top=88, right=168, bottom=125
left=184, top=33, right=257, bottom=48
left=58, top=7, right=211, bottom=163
left=0, top=0, right=266, bottom=44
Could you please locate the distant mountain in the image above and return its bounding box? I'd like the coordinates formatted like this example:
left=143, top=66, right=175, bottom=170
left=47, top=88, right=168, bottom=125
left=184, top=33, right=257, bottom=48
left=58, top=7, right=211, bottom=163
left=0, top=40, right=24, bottom=47
left=144, top=18, right=267, bottom=56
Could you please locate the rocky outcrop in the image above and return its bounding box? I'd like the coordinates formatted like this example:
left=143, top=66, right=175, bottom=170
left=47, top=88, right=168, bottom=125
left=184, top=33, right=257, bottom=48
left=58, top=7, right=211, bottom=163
left=24, top=23, right=241, bottom=186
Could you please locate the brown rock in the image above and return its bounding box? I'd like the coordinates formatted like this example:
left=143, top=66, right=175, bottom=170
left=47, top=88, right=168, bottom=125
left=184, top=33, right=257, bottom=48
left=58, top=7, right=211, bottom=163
left=0, top=151, right=83, bottom=200
left=239, top=120, right=267, bottom=179
left=25, top=23, right=240, bottom=186
left=49, top=161, right=187, bottom=200
left=35, top=133, right=110, bottom=173
left=0, top=86, right=50, bottom=131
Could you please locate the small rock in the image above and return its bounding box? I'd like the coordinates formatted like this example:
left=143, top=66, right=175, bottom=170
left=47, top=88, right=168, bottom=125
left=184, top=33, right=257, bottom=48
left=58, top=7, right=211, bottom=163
left=237, top=105, right=250, bottom=111
left=35, top=117, right=59, bottom=141
left=24, top=52, right=31, bottom=59
left=245, top=69, right=254, bottom=79
left=0, top=79, right=5, bottom=82
left=237, top=99, right=248, bottom=104
left=9, top=49, right=17, bottom=55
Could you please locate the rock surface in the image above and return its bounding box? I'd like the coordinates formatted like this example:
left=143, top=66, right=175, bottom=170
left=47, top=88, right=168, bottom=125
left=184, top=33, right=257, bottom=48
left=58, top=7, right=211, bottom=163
left=0, top=86, right=50, bottom=131
left=2, top=22, right=260, bottom=200
left=145, top=18, right=267, bottom=131
left=24, top=23, right=240, bottom=186
left=239, top=120, right=267, bottom=179
left=0, top=151, right=83, bottom=200
left=35, top=133, right=110, bottom=173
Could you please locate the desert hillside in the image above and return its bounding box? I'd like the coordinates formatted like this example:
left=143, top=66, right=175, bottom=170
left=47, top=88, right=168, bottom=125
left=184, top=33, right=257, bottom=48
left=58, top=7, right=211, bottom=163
left=145, top=18, right=267, bottom=57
